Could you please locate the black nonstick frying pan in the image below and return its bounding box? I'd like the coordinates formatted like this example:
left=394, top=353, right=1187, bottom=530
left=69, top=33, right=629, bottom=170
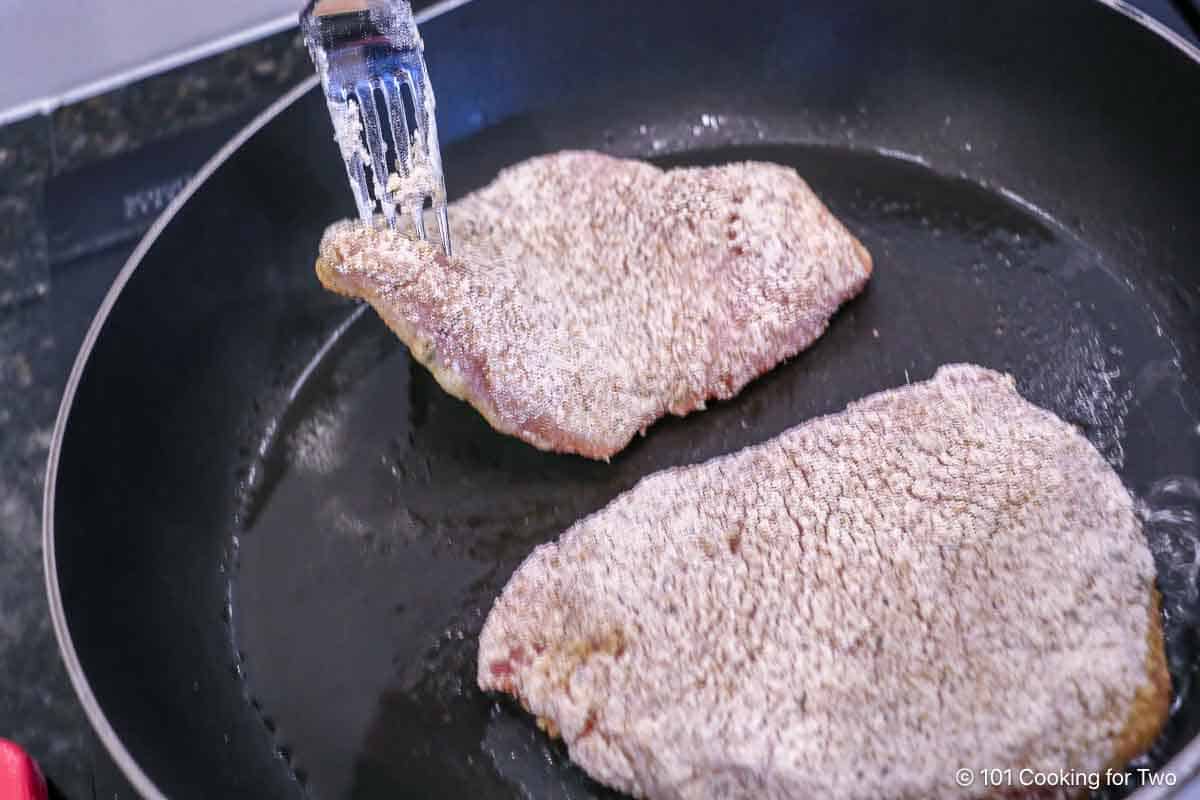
left=44, top=0, right=1200, bottom=797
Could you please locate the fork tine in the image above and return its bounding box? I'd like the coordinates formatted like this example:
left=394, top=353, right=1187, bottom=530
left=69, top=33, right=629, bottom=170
left=397, top=68, right=446, bottom=249
left=435, top=205, right=453, bottom=256
left=412, top=207, right=428, bottom=241
left=333, top=89, right=375, bottom=224
left=381, top=76, right=412, bottom=178
left=400, top=70, right=427, bottom=143
left=354, top=83, right=397, bottom=230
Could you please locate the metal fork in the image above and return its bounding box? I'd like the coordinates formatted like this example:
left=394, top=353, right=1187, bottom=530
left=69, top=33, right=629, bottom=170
left=301, top=0, right=452, bottom=254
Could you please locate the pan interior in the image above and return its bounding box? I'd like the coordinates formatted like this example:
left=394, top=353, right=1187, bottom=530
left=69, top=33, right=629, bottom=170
left=230, top=141, right=1200, bottom=799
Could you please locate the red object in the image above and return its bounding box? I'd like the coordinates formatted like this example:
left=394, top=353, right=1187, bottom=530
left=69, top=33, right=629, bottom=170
left=0, top=740, right=47, bottom=800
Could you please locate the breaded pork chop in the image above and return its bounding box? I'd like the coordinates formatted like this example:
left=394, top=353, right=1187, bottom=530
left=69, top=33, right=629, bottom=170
left=316, top=151, right=872, bottom=460
left=478, top=365, right=1168, bottom=800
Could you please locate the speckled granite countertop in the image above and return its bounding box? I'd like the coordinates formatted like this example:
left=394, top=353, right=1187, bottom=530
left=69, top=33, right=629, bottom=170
left=0, top=3, right=1195, bottom=798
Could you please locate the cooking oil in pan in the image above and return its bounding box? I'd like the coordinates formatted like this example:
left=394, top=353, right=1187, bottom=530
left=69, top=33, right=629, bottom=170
left=1143, top=482, right=1200, bottom=699
left=229, top=142, right=1200, bottom=799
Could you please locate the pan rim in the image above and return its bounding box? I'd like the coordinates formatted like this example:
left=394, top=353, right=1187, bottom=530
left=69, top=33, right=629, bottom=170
left=40, top=1, right=1199, bottom=798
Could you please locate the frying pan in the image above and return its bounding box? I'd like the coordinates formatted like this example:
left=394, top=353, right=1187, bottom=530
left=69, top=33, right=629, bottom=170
left=43, top=0, right=1200, bottom=797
